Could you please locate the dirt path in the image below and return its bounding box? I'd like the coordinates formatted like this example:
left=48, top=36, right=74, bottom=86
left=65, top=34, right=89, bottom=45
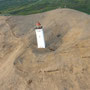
left=0, top=42, right=24, bottom=79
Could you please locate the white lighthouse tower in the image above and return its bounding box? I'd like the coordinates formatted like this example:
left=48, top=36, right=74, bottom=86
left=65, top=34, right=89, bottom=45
left=35, top=22, right=45, bottom=48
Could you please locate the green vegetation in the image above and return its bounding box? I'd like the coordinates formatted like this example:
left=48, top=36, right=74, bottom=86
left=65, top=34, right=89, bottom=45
left=0, top=0, right=90, bottom=15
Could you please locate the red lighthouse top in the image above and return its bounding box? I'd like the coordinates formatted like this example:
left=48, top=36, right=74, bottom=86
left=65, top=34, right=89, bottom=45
left=36, top=22, right=41, bottom=26
left=35, top=22, right=42, bottom=29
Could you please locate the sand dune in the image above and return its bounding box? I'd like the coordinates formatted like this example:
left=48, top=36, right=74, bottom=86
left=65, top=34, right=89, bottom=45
left=0, top=8, right=90, bottom=90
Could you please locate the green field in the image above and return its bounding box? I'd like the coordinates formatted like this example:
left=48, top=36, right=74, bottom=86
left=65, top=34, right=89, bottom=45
left=0, top=0, right=90, bottom=15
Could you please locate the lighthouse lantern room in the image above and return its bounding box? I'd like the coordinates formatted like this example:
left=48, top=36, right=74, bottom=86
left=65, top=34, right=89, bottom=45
left=35, top=22, right=45, bottom=48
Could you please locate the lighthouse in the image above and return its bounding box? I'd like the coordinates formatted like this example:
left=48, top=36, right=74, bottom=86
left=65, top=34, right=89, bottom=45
left=35, top=22, right=45, bottom=48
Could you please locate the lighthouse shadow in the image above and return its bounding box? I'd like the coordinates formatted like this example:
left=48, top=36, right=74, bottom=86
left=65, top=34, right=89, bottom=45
left=46, top=34, right=62, bottom=52
left=31, top=45, right=51, bottom=54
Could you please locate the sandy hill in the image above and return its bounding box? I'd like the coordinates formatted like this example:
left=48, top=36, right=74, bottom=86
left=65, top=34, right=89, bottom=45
left=0, top=8, right=90, bottom=90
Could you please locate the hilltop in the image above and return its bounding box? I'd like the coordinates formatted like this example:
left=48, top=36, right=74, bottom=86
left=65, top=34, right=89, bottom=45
left=0, top=8, right=90, bottom=90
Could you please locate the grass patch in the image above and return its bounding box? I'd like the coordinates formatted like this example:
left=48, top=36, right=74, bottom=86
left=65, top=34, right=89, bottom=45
left=0, top=0, right=90, bottom=15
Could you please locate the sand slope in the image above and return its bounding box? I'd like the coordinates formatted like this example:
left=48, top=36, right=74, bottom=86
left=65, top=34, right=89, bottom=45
left=0, top=8, right=90, bottom=90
